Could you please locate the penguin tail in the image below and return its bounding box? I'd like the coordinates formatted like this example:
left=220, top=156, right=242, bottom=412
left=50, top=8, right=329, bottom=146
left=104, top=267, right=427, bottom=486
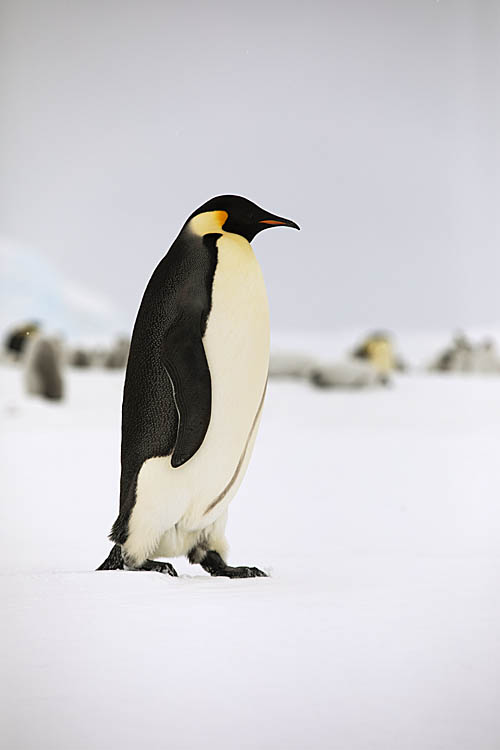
left=96, top=544, right=124, bottom=571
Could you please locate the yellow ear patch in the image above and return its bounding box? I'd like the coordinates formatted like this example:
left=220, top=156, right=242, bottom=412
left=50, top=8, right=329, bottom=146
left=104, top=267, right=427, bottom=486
left=189, top=210, right=229, bottom=236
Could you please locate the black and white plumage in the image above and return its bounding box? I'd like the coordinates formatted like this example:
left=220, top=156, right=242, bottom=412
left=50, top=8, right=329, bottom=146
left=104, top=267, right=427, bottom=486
left=98, top=195, right=299, bottom=578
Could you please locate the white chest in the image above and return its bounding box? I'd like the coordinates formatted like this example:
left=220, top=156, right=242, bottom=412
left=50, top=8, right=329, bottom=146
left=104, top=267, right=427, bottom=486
left=139, top=234, right=269, bottom=516
left=203, top=232, right=270, bottom=425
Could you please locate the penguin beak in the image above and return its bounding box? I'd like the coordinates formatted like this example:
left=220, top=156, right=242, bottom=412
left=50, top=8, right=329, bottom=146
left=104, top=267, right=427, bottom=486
left=259, top=216, right=300, bottom=230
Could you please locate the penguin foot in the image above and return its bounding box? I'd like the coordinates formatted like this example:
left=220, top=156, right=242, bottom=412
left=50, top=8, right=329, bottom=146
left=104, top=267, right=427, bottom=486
left=96, top=544, right=124, bottom=571
left=97, top=546, right=177, bottom=576
left=200, top=550, right=267, bottom=578
left=212, top=565, right=267, bottom=579
left=130, top=559, right=178, bottom=576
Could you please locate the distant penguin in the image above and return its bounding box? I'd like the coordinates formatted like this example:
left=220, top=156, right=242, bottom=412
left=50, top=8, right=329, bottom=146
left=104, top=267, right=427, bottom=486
left=24, top=334, right=65, bottom=401
left=5, top=321, right=40, bottom=360
left=104, top=336, right=130, bottom=369
left=98, top=195, right=299, bottom=577
left=310, top=358, right=381, bottom=389
left=353, top=331, right=396, bottom=385
left=269, top=352, right=317, bottom=380
left=70, top=350, right=89, bottom=368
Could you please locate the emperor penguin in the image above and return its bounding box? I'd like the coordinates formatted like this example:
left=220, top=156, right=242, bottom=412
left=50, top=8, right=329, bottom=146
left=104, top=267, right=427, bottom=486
left=98, top=195, right=299, bottom=578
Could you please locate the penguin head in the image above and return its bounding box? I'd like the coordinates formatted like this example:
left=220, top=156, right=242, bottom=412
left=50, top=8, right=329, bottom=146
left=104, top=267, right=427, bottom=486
left=186, top=195, right=300, bottom=242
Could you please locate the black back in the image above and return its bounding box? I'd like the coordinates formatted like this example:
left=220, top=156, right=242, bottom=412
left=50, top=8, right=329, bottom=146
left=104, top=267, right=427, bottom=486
left=117, top=229, right=219, bottom=518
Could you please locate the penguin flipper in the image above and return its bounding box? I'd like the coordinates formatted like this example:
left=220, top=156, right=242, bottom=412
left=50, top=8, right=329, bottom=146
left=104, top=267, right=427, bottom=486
left=161, top=321, right=211, bottom=468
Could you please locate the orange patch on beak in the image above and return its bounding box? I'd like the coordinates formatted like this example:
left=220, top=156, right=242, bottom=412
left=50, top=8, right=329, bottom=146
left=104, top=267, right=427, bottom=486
left=259, top=219, right=286, bottom=225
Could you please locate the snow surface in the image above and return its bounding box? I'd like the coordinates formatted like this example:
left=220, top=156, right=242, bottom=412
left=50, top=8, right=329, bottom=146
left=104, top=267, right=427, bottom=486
left=2, top=363, right=500, bottom=750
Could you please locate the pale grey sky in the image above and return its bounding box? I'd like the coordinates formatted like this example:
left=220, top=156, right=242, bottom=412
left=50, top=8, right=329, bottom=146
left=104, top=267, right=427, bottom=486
left=1, top=0, right=499, bottom=334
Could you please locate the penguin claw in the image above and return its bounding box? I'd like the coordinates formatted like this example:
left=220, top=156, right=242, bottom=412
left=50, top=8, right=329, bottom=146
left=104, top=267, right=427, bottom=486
left=199, top=551, right=268, bottom=578
left=156, top=561, right=178, bottom=577
left=214, top=565, right=268, bottom=579
left=253, top=568, right=268, bottom=577
left=135, top=559, right=178, bottom=576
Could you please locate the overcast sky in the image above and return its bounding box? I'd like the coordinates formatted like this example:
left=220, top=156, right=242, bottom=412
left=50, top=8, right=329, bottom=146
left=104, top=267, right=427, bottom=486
left=1, top=0, right=499, bottom=335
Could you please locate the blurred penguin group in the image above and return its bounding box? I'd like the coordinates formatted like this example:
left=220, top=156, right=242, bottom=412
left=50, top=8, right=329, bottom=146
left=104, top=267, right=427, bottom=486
left=271, top=331, right=405, bottom=389
left=4, top=321, right=500, bottom=401
left=429, top=332, right=500, bottom=374
left=270, top=330, right=500, bottom=389
left=3, top=321, right=130, bottom=402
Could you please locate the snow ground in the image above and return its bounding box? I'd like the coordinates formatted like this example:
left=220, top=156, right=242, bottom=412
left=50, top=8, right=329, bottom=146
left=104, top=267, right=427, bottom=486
left=2, top=363, right=500, bottom=750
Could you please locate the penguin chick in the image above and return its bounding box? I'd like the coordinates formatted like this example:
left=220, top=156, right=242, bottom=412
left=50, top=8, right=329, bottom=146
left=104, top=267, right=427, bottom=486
left=24, top=334, right=65, bottom=401
left=98, top=195, right=299, bottom=578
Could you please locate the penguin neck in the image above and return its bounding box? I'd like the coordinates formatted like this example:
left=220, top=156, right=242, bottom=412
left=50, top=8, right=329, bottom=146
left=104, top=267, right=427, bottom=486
left=188, top=211, right=228, bottom=237
left=187, top=210, right=254, bottom=256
